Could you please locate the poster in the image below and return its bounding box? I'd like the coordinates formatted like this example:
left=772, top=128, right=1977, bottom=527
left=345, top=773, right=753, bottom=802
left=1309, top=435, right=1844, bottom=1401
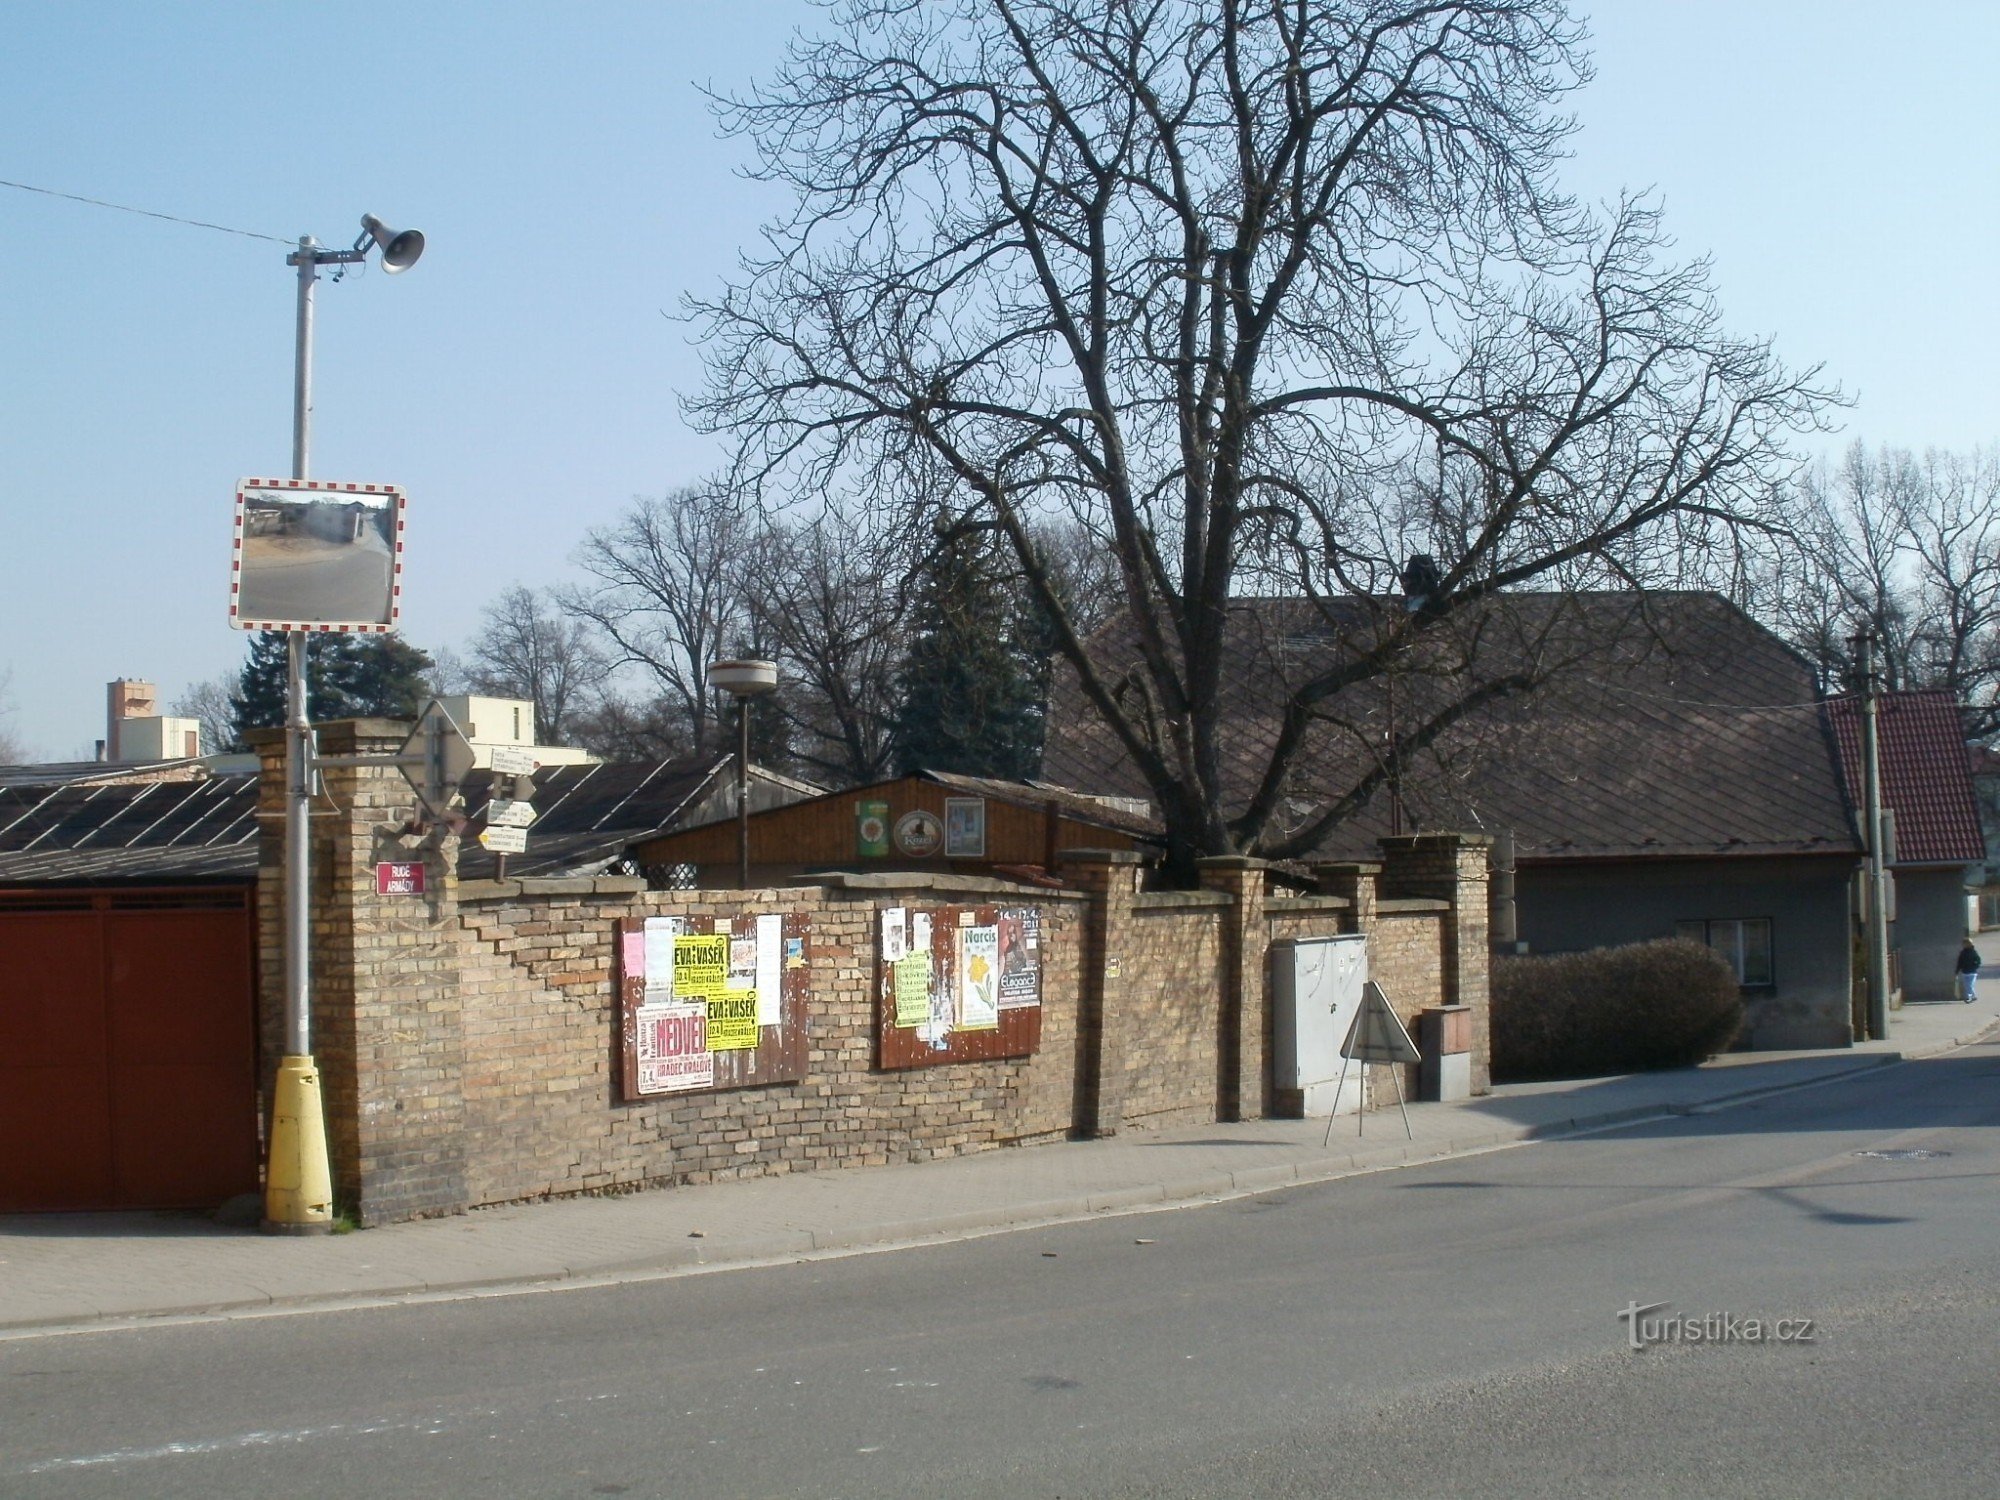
left=756, top=914, right=784, bottom=1026
left=857, top=799, right=890, bottom=857
left=642, top=916, right=685, bottom=1003
left=910, top=912, right=932, bottom=956
left=959, top=924, right=1000, bottom=1030
left=894, top=952, right=932, bottom=1027
left=707, top=990, right=760, bottom=1050
left=997, top=907, right=1041, bottom=1008
left=635, top=1001, right=713, bottom=1092
left=880, top=906, right=907, bottom=964
left=944, top=797, right=987, bottom=858
left=672, top=933, right=729, bottom=1000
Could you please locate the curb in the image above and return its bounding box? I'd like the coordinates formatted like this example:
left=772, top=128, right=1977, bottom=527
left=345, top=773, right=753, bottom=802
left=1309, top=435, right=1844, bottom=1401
left=0, top=1047, right=1945, bottom=1338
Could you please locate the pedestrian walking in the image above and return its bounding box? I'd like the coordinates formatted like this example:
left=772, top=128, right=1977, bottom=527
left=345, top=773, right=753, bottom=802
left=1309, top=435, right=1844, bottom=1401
left=1956, top=939, right=1983, bottom=1004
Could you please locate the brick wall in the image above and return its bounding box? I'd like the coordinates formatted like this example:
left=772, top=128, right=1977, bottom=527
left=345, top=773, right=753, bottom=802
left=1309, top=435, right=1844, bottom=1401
left=256, top=723, right=1491, bottom=1223
left=452, top=882, right=1088, bottom=1207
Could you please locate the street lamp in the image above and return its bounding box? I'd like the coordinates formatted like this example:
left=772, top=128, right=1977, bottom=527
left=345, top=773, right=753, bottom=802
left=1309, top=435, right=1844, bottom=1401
left=264, top=214, right=424, bottom=1234
left=709, top=659, right=779, bottom=888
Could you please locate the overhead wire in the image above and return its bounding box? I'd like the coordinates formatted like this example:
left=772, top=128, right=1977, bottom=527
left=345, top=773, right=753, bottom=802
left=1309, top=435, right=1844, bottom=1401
left=0, top=176, right=292, bottom=244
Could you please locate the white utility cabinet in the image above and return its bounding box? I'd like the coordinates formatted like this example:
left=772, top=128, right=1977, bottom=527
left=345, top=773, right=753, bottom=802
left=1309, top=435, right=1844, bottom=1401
left=1271, top=934, right=1368, bottom=1115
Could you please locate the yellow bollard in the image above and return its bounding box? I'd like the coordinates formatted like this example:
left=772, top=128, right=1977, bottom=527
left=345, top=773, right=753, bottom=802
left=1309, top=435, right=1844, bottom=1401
left=262, top=1054, right=335, bottom=1234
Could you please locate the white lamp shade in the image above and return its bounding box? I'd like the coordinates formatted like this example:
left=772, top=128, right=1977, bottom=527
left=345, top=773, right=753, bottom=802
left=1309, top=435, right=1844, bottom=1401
left=709, top=659, right=779, bottom=696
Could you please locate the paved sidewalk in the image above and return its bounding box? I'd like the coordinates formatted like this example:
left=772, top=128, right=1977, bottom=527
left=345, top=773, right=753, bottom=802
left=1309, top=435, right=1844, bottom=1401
left=4, top=988, right=1993, bottom=1339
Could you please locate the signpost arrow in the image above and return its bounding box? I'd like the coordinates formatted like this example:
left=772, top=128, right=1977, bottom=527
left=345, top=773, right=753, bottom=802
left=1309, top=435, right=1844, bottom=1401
left=479, top=825, right=529, bottom=855
left=486, top=799, right=537, bottom=829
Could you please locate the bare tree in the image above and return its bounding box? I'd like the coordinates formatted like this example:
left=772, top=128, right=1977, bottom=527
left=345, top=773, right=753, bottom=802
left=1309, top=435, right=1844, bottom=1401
left=747, top=510, right=913, bottom=783
left=1764, top=443, right=2000, bottom=734
left=466, top=585, right=609, bottom=744
left=0, top=667, right=27, bottom=764
left=693, top=0, right=1829, bottom=877
left=168, top=674, right=240, bottom=756
left=559, top=484, right=752, bottom=756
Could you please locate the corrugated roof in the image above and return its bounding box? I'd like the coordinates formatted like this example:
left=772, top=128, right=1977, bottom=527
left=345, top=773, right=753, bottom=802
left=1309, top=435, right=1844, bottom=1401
left=1823, top=690, right=1985, bottom=867
left=455, top=759, right=731, bottom=878
left=0, top=775, right=261, bottom=886
left=0, top=756, right=774, bottom=886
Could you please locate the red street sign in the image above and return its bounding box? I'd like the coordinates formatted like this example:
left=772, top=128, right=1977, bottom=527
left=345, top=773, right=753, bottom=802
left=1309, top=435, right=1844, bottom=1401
left=376, top=861, right=426, bottom=895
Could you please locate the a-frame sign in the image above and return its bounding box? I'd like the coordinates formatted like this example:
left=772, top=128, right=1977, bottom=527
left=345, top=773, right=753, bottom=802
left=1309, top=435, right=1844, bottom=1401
left=1323, top=981, right=1420, bottom=1144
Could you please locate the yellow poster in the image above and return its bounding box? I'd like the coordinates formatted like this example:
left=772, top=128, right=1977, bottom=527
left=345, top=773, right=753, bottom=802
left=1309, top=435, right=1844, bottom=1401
left=707, top=989, right=760, bottom=1050
left=894, top=952, right=931, bottom=1027
left=672, top=933, right=729, bottom=1001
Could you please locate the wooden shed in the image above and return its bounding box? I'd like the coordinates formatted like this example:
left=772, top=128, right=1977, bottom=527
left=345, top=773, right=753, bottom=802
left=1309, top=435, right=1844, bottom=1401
left=632, top=770, right=1161, bottom=886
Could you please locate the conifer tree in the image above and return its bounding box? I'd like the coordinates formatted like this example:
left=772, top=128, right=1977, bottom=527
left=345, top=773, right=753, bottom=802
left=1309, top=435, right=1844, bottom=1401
left=892, top=529, right=1040, bottom=781
left=230, top=632, right=435, bottom=747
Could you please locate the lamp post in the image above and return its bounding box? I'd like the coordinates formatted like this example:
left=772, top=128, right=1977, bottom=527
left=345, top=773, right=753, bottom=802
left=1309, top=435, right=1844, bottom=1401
left=708, top=660, right=779, bottom=888
left=264, top=214, right=424, bottom=1234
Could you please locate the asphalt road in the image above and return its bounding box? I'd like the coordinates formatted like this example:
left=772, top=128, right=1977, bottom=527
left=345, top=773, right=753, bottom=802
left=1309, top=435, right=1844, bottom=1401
left=5, top=1042, right=1998, bottom=1499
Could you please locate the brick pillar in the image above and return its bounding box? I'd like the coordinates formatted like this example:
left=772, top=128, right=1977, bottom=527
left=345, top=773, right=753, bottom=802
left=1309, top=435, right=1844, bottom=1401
left=1058, top=850, right=1146, bottom=1137
left=1197, top=855, right=1270, bottom=1121
left=1311, top=860, right=1380, bottom=935
left=253, top=718, right=467, bottom=1224
left=1380, top=833, right=1493, bottom=1095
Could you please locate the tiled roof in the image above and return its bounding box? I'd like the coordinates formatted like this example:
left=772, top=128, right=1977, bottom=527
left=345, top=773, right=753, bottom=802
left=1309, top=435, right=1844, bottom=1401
left=1823, top=690, right=1985, bottom=867
left=1041, top=591, right=1861, bottom=863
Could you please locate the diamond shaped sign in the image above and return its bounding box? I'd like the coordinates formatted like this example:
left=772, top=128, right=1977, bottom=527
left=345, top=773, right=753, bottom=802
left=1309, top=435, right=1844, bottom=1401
left=399, top=699, right=477, bottom=817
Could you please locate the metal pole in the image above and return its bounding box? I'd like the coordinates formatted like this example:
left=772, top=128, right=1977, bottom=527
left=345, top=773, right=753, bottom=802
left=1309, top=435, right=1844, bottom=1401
left=286, top=239, right=315, bottom=1057
left=737, top=695, right=752, bottom=889
left=264, top=238, right=334, bottom=1232
left=1858, top=634, right=1891, bottom=1041
left=292, top=238, right=316, bottom=481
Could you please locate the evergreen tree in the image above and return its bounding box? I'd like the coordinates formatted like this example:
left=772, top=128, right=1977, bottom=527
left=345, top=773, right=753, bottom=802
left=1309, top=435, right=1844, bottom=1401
left=231, top=632, right=436, bottom=745
left=892, top=529, right=1041, bottom=780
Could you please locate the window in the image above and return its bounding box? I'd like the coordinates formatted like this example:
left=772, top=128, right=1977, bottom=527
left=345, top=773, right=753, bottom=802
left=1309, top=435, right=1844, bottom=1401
left=1675, top=917, right=1774, bottom=988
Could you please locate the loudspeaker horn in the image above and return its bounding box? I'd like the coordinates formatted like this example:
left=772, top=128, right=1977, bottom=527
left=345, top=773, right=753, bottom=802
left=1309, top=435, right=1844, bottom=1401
left=359, top=214, right=425, bottom=273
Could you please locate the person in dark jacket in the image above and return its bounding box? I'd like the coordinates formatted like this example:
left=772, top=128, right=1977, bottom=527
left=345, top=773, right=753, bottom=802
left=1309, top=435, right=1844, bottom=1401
left=1956, top=940, right=1983, bottom=1004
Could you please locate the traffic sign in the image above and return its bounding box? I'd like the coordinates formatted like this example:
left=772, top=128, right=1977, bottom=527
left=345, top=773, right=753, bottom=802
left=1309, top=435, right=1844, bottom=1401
left=489, top=745, right=537, bottom=775
left=479, top=825, right=529, bottom=854
left=399, top=700, right=477, bottom=816
left=487, top=799, right=537, bottom=829
left=1341, top=981, right=1421, bottom=1064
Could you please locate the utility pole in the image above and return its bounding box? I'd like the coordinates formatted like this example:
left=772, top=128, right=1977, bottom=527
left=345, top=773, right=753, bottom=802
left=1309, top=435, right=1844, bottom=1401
left=1855, top=632, right=1892, bottom=1042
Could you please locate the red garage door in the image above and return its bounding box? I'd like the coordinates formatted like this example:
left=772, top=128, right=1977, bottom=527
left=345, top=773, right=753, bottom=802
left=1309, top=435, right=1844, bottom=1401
left=0, top=889, right=259, bottom=1212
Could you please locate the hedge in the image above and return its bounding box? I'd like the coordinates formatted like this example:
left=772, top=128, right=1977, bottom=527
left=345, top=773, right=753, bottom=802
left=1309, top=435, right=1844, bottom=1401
left=1492, top=937, right=1744, bottom=1082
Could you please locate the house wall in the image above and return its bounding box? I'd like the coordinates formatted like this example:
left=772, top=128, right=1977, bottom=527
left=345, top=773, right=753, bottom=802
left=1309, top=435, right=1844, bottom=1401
left=1895, top=866, right=1976, bottom=1003
left=255, top=723, right=1492, bottom=1225
left=1514, top=855, right=1856, bottom=1050
left=635, top=776, right=1142, bottom=884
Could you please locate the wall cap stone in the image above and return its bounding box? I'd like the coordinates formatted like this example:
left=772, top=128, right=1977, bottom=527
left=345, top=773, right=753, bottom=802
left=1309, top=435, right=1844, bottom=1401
left=1378, top=832, right=1495, bottom=851
left=1133, top=890, right=1232, bottom=910
left=1194, top=855, right=1269, bottom=870
left=1377, top=897, right=1452, bottom=914
left=1056, top=848, right=1151, bottom=867
left=1310, top=860, right=1382, bottom=876
left=458, top=875, right=646, bottom=903
left=1266, top=895, right=1353, bottom=913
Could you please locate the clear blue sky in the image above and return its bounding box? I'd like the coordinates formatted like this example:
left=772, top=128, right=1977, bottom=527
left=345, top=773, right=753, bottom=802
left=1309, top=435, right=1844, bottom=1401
left=4, top=2, right=1996, bottom=758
